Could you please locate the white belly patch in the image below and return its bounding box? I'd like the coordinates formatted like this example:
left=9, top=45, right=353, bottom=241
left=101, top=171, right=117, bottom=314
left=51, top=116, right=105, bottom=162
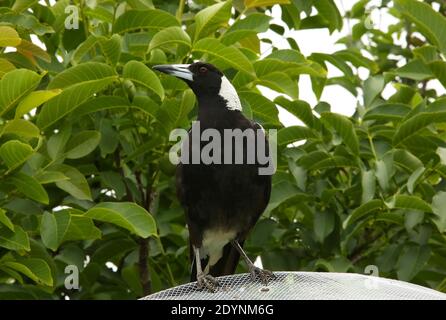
left=200, top=229, right=236, bottom=268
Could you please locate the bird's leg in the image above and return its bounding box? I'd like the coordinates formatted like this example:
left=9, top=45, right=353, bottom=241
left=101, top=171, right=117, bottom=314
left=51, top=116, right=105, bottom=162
left=230, top=240, right=276, bottom=285
left=194, top=246, right=220, bottom=292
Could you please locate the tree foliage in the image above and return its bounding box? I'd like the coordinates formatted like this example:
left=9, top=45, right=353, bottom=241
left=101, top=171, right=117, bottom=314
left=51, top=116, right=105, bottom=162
left=0, top=0, right=446, bottom=299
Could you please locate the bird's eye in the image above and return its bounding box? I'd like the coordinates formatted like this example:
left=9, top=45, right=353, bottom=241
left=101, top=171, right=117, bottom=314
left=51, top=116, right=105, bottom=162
left=199, top=66, right=208, bottom=74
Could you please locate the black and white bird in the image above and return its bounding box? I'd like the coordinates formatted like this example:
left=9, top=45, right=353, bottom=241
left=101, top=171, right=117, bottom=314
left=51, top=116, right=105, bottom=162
left=153, top=62, right=275, bottom=291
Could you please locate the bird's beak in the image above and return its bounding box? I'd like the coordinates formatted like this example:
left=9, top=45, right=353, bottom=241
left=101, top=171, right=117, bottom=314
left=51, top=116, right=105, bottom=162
left=152, top=64, right=194, bottom=82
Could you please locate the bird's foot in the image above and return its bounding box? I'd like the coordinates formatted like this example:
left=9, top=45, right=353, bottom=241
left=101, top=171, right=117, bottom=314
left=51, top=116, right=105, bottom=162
left=249, top=266, right=276, bottom=286
left=196, top=273, right=220, bottom=292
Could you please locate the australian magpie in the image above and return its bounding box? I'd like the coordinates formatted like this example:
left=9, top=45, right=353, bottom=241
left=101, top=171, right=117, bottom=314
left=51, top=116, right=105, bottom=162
left=153, top=62, right=275, bottom=292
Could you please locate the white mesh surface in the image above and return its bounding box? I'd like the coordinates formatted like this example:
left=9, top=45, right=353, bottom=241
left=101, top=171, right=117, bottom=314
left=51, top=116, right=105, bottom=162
left=142, top=272, right=446, bottom=300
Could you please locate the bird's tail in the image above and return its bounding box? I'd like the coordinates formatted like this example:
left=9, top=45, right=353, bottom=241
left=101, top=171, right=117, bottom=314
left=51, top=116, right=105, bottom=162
left=190, top=242, right=242, bottom=282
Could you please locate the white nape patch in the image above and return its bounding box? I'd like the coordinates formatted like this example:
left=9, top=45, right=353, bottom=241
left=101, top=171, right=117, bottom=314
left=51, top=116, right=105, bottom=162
left=219, top=76, right=242, bottom=111
left=200, top=229, right=236, bottom=268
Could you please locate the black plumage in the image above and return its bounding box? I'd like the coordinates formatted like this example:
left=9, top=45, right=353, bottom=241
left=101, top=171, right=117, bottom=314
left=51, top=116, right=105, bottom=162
left=153, top=62, right=274, bottom=291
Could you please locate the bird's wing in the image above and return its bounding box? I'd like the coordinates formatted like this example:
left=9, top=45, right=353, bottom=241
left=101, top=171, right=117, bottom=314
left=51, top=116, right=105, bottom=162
left=205, top=121, right=272, bottom=278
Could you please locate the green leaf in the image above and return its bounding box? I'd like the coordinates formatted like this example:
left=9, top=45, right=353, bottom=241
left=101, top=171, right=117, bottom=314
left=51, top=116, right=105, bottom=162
left=391, top=195, right=432, bottom=212
left=274, top=97, right=316, bottom=128
left=431, top=191, right=446, bottom=233
left=363, top=75, right=384, bottom=107
left=47, top=126, right=71, bottom=160
left=264, top=180, right=304, bottom=214
left=84, top=6, right=114, bottom=22
left=395, top=59, right=433, bottom=81
left=377, top=244, right=403, bottom=273
left=1, top=119, right=40, bottom=138
left=148, top=26, right=191, bottom=52
left=256, top=72, right=299, bottom=99
left=122, top=265, right=143, bottom=296
left=287, top=158, right=306, bottom=191
left=12, top=0, right=38, bottom=12
left=221, top=13, right=271, bottom=45
left=0, top=10, right=53, bottom=35
left=156, top=97, right=189, bottom=134
left=0, top=69, right=42, bottom=116
left=393, top=112, right=446, bottom=146
left=85, top=202, right=156, bottom=238
left=363, top=103, right=411, bottom=122
left=298, top=150, right=330, bottom=169
left=65, top=130, right=101, bottom=159
left=0, top=26, right=21, bottom=46
left=53, top=164, right=92, bottom=201
left=375, top=154, right=394, bottom=191
left=311, top=53, right=354, bottom=80
left=239, top=91, right=279, bottom=125
left=99, top=34, right=121, bottom=66
left=2, top=259, right=52, bottom=286
left=344, top=199, right=383, bottom=228
left=0, top=58, right=16, bottom=78
left=0, top=209, right=14, bottom=232
left=35, top=171, right=69, bottom=184
left=192, top=38, right=255, bottom=76
left=63, top=213, right=102, bottom=241
left=72, top=35, right=100, bottom=64
left=413, top=45, right=439, bottom=63
left=123, top=61, right=164, bottom=99
left=394, top=0, right=446, bottom=54
left=10, top=172, right=49, bottom=204
left=361, top=169, right=376, bottom=204
left=281, top=4, right=301, bottom=30
left=334, top=49, right=379, bottom=73
left=16, top=39, right=50, bottom=62
left=37, top=77, right=116, bottom=129
left=266, top=49, right=306, bottom=63
left=407, top=166, right=425, bottom=194
left=321, top=113, right=359, bottom=155
left=277, top=126, right=316, bottom=146
left=91, top=238, right=137, bottom=264
left=397, top=245, right=431, bottom=281
left=47, top=62, right=116, bottom=90
left=15, top=89, right=62, bottom=119
left=0, top=140, right=34, bottom=171
left=255, top=57, right=325, bottom=78
left=194, top=0, right=232, bottom=41
left=375, top=212, right=404, bottom=225
left=393, top=149, right=423, bottom=172
left=113, top=9, right=179, bottom=34
left=244, top=0, right=290, bottom=8
left=313, top=0, right=343, bottom=33
left=74, top=96, right=130, bottom=118
left=309, top=156, right=356, bottom=171
left=429, top=60, right=446, bottom=89
left=100, top=171, right=126, bottom=200
left=314, top=211, right=335, bottom=242
left=40, top=211, right=71, bottom=251
left=0, top=225, right=30, bottom=251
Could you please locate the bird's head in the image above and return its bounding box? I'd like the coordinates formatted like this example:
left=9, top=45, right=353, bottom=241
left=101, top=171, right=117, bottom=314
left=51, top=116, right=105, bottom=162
left=153, top=61, right=241, bottom=111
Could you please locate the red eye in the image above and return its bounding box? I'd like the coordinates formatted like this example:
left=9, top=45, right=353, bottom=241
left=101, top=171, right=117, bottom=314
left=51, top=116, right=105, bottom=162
left=199, top=66, right=208, bottom=74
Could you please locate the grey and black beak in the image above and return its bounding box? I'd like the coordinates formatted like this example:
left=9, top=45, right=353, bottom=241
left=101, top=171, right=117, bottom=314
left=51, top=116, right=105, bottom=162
left=153, top=64, right=193, bottom=81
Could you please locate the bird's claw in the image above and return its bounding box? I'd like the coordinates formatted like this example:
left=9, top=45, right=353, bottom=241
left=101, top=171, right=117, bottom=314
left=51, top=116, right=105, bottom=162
left=249, top=266, right=276, bottom=286
left=197, top=274, right=220, bottom=292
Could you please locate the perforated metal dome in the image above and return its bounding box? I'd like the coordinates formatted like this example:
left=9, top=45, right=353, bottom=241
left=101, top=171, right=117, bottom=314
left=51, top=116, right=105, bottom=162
left=142, top=272, right=446, bottom=300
